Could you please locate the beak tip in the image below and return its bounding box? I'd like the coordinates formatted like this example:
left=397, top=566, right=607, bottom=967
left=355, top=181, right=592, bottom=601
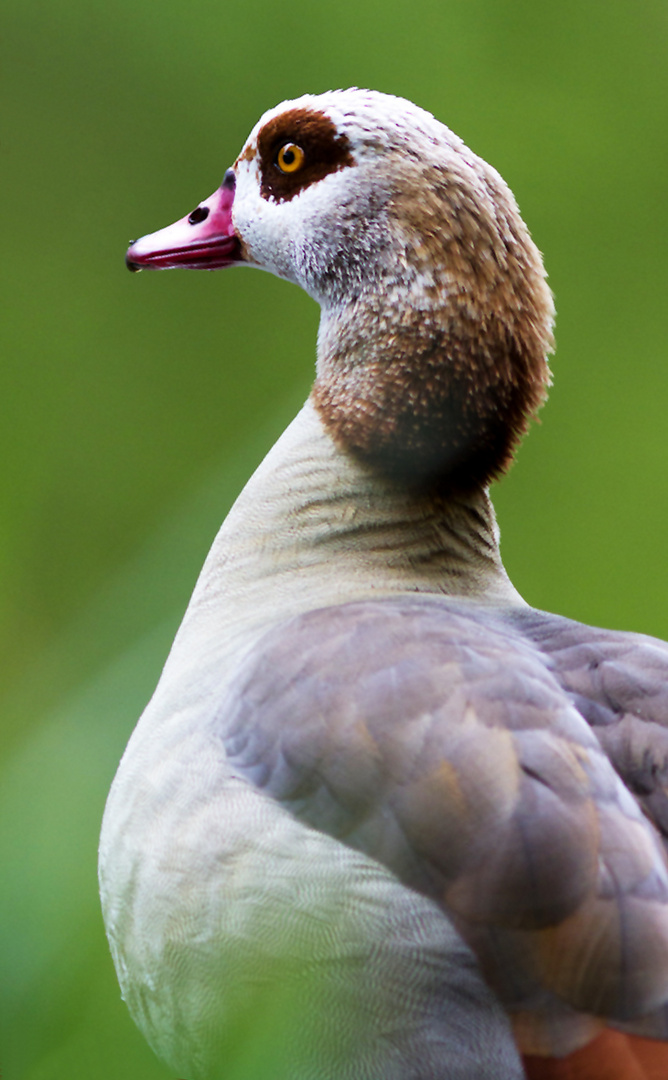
left=125, top=248, right=142, bottom=272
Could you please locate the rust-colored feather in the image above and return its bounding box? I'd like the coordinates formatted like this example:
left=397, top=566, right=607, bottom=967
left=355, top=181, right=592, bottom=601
left=522, top=1029, right=660, bottom=1079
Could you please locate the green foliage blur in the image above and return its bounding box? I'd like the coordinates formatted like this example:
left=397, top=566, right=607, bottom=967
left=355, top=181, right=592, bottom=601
left=1, top=0, right=667, bottom=1076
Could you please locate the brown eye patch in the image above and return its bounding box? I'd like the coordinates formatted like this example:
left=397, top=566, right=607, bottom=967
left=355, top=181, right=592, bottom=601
left=256, top=108, right=354, bottom=203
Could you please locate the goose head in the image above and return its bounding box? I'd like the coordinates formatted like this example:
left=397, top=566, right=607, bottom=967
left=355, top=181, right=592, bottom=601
left=127, top=89, right=555, bottom=490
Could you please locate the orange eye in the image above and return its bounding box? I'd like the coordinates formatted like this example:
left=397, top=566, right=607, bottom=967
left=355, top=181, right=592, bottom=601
left=276, top=143, right=305, bottom=174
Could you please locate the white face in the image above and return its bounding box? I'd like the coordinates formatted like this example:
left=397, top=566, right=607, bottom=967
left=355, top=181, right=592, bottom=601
left=232, top=153, right=374, bottom=300
left=231, top=101, right=384, bottom=304
left=228, top=89, right=475, bottom=307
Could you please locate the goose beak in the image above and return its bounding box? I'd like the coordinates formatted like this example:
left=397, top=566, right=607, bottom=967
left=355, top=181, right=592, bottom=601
left=126, top=169, right=242, bottom=272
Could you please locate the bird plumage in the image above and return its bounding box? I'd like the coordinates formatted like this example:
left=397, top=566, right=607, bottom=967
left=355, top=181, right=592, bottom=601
left=102, top=89, right=668, bottom=1079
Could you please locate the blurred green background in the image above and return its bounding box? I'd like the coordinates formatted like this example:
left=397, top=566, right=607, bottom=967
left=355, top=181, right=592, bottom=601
left=1, top=0, right=667, bottom=1076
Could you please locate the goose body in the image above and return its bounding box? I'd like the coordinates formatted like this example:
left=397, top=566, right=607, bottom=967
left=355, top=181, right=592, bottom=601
left=100, top=90, right=668, bottom=1079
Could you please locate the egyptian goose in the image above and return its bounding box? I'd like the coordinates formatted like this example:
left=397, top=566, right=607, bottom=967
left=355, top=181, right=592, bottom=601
left=100, top=90, right=668, bottom=1080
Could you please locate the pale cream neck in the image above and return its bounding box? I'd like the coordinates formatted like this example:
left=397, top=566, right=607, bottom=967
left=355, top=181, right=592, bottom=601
left=161, top=400, right=520, bottom=684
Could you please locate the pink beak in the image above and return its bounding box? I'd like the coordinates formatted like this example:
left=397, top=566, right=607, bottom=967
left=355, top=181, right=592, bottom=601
left=126, top=170, right=242, bottom=271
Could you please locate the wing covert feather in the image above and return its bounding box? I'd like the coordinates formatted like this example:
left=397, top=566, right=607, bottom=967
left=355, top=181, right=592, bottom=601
left=506, top=607, right=668, bottom=848
left=221, top=596, right=668, bottom=1026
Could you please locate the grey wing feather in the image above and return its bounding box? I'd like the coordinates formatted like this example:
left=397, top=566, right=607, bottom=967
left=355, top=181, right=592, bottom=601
left=220, top=596, right=668, bottom=1029
left=506, top=606, right=668, bottom=845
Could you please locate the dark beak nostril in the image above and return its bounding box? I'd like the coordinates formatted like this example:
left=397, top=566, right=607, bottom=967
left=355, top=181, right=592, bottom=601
left=188, top=206, right=210, bottom=225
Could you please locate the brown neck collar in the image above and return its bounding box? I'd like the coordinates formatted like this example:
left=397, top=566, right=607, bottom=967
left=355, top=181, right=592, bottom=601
left=311, top=160, right=554, bottom=492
